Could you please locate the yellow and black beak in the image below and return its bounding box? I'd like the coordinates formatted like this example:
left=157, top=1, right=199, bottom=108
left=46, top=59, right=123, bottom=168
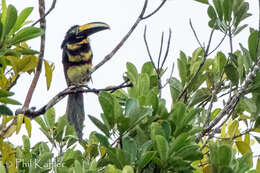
left=77, top=22, right=110, bottom=37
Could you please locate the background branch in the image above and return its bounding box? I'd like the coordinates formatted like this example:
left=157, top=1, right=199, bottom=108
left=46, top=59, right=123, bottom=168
left=90, top=0, right=167, bottom=75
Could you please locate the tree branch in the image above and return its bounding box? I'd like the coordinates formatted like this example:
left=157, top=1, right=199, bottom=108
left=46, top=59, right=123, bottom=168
left=90, top=0, right=167, bottom=75
left=32, top=0, right=57, bottom=26
left=196, top=59, right=260, bottom=143
left=15, top=81, right=133, bottom=119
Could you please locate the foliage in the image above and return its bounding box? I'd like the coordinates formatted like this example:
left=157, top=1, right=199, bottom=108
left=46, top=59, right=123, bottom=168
left=0, top=0, right=260, bottom=173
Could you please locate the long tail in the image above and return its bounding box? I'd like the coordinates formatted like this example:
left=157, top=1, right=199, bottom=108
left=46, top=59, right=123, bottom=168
left=66, top=93, right=85, bottom=140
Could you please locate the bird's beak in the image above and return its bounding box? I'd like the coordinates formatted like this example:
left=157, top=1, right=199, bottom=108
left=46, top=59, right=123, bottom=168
left=77, top=22, right=110, bottom=37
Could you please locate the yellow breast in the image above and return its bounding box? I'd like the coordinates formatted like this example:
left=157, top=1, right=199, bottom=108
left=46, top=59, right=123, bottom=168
left=67, top=63, right=92, bottom=84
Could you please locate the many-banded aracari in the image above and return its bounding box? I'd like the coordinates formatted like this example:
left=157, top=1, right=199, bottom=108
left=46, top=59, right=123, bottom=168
left=61, top=22, right=110, bottom=139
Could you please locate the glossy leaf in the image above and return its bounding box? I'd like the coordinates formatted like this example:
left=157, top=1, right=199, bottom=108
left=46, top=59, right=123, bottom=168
left=169, top=77, right=182, bottom=103
left=9, top=26, right=43, bottom=45
left=44, top=60, right=54, bottom=90
left=213, top=0, right=223, bottom=20
left=11, top=7, right=33, bottom=34
left=137, top=151, right=156, bottom=171
left=194, top=0, right=209, bottom=5
left=223, top=0, right=233, bottom=22
left=122, top=136, right=137, bottom=163
left=248, top=30, right=258, bottom=61
left=224, top=64, right=239, bottom=85
left=88, top=114, right=110, bottom=137
left=0, top=97, right=21, bottom=105
left=0, top=105, right=13, bottom=115
left=24, top=116, right=31, bottom=137
left=0, top=89, right=14, bottom=97
left=155, top=135, right=168, bottom=164
left=16, top=114, right=23, bottom=134
left=94, top=132, right=110, bottom=148
left=3, top=5, right=17, bottom=37
left=236, top=141, right=251, bottom=155
left=122, top=165, right=134, bottom=173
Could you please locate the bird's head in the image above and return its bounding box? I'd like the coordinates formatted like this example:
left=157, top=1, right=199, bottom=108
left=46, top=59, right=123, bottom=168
left=61, top=22, right=110, bottom=48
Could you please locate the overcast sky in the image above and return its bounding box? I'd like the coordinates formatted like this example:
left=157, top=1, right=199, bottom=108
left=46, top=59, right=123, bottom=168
left=7, top=0, right=259, bottom=157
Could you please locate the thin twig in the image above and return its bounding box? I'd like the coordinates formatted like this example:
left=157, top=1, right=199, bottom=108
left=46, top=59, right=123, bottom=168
left=143, top=26, right=158, bottom=73
left=189, top=19, right=204, bottom=49
left=32, top=0, right=57, bottom=26
left=177, top=22, right=215, bottom=101
left=208, top=32, right=227, bottom=56
left=196, top=59, right=260, bottom=143
left=91, top=0, right=167, bottom=74
left=141, top=0, right=167, bottom=19
left=157, top=32, right=164, bottom=71
left=160, top=28, right=172, bottom=70
left=7, top=75, right=20, bottom=91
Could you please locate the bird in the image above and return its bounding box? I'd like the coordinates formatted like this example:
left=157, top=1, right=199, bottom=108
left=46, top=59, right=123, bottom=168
left=61, top=22, right=110, bottom=140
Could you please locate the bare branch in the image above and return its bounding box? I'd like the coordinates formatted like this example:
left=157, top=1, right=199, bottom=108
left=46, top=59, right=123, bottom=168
left=160, top=28, right=172, bottom=70
left=7, top=75, right=20, bottom=91
left=178, top=23, right=215, bottom=101
left=32, top=0, right=57, bottom=26
left=196, top=59, right=260, bottom=143
left=143, top=26, right=158, bottom=72
left=91, top=0, right=166, bottom=74
left=189, top=19, right=204, bottom=50
left=16, top=81, right=133, bottom=119
left=208, top=32, right=227, bottom=56
left=157, top=32, right=164, bottom=71
left=142, top=0, right=167, bottom=19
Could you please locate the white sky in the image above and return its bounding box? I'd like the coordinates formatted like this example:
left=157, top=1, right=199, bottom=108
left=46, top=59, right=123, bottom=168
left=6, top=0, right=259, bottom=159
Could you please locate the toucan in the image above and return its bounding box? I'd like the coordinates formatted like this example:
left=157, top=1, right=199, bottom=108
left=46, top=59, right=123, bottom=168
left=61, top=22, right=110, bottom=139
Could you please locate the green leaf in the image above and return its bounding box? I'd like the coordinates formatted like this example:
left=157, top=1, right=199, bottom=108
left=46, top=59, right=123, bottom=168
left=224, top=64, right=239, bottom=85
left=216, top=51, right=227, bottom=73
left=0, top=105, right=13, bottom=115
left=228, top=120, right=239, bottom=138
left=0, top=161, right=6, bottom=173
left=155, top=135, right=168, bottom=164
left=11, top=7, right=33, bottom=34
left=126, top=62, right=138, bottom=83
left=44, top=60, right=54, bottom=90
left=223, top=0, right=233, bottom=22
left=24, top=116, right=31, bottom=137
left=219, top=145, right=232, bottom=166
left=88, top=115, right=110, bottom=137
left=141, top=62, right=154, bottom=76
left=236, top=141, right=251, bottom=155
left=2, top=5, right=17, bottom=37
left=178, top=51, right=188, bottom=85
left=43, top=108, right=55, bottom=129
left=233, top=24, right=248, bottom=36
left=22, top=135, right=30, bottom=152
left=0, top=97, right=21, bottom=105
left=169, top=77, right=182, bottom=103
left=94, top=132, right=110, bottom=147
left=122, top=136, right=137, bottom=163
left=189, top=88, right=211, bottom=107
left=122, top=166, right=134, bottom=173
left=248, top=30, right=258, bottom=61
left=194, top=0, right=209, bottom=5
left=125, top=98, right=138, bottom=117
left=208, top=5, right=217, bottom=20
left=137, top=151, right=156, bottom=171
left=9, top=26, right=43, bottom=45
left=213, top=0, right=223, bottom=20
left=0, top=89, right=14, bottom=97
left=35, top=117, right=48, bottom=132
left=16, top=114, right=23, bottom=134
